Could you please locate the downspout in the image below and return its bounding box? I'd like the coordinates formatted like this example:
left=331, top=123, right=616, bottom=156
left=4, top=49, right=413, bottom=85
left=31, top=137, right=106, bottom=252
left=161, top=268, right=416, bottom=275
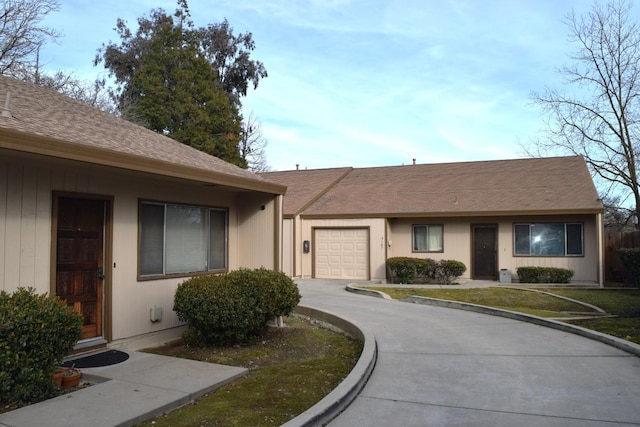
left=597, top=212, right=604, bottom=287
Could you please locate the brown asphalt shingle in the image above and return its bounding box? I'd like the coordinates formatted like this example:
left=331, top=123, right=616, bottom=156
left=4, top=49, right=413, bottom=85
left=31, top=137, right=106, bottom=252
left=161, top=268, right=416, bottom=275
left=0, top=75, right=273, bottom=186
left=262, top=167, right=352, bottom=215
left=264, top=157, right=603, bottom=217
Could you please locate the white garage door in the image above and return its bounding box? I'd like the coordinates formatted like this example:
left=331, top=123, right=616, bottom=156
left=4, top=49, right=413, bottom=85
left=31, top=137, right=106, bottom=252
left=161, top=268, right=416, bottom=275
left=315, top=228, right=369, bottom=280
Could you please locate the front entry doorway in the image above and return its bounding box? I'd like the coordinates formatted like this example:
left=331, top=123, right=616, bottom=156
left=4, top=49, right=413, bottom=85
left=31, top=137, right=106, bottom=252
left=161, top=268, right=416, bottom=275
left=472, top=225, right=497, bottom=280
left=54, top=195, right=107, bottom=341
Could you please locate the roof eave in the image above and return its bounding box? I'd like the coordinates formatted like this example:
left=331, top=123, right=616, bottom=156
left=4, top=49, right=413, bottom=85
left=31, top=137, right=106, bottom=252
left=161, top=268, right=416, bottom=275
left=300, top=208, right=605, bottom=219
left=0, top=127, right=287, bottom=195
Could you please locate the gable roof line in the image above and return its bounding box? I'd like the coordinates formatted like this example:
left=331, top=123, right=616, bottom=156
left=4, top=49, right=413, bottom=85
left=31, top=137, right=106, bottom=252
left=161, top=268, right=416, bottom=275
left=293, top=167, right=354, bottom=215
left=0, top=127, right=287, bottom=194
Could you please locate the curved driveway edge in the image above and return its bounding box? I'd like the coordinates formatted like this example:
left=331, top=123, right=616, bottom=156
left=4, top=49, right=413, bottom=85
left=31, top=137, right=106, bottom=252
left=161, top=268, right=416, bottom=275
left=346, top=283, right=640, bottom=358
left=281, top=305, right=377, bottom=427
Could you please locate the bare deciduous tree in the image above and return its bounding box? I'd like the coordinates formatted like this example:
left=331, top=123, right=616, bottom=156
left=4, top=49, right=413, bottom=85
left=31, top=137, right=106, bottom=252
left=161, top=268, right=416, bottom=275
left=0, top=0, right=61, bottom=76
left=239, top=112, right=270, bottom=172
left=529, top=0, right=640, bottom=227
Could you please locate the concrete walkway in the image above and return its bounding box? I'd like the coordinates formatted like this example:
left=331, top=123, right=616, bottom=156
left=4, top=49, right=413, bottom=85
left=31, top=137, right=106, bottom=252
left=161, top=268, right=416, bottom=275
left=0, top=351, right=247, bottom=427
left=296, top=279, right=640, bottom=426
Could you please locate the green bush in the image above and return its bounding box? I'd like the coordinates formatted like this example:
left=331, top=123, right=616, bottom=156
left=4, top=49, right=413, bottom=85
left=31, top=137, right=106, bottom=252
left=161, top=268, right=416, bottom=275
left=0, top=287, right=82, bottom=404
left=617, top=248, right=640, bottom=287
left=516, top=266, right=574, bottom=283
left=173, top=268, right=301, bottom=347
left=386, top=257, right=419, bottom=283
left=416, top=258, right=438, bottom=281
left=436, top=260, right=467, bottom=285
left=386, top=257, right=465, bottom=284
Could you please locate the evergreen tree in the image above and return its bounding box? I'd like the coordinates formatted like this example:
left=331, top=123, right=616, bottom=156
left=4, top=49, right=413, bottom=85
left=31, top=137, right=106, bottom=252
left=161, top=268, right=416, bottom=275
left=96, top=1, right=249, bottom=167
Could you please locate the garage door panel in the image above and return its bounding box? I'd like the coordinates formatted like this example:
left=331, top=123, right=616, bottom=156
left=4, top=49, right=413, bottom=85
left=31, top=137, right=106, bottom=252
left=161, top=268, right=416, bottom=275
left=315, top=228, right=369, bottom=280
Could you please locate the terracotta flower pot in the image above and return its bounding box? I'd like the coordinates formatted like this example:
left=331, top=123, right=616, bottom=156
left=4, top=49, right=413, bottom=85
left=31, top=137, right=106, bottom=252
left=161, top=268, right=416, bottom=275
left=61, top=368, right=81, bottom=388
left=52, top=368, right=66, bottom=388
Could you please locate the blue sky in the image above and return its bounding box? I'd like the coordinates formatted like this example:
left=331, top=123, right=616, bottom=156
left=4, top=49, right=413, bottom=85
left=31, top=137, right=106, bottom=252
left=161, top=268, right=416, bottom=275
left=40, top=0, right=603, bottom=171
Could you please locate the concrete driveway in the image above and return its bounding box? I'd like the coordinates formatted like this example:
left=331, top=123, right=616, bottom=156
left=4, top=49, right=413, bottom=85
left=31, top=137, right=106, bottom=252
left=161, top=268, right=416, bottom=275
left=296, top=279, right=640, bottom=427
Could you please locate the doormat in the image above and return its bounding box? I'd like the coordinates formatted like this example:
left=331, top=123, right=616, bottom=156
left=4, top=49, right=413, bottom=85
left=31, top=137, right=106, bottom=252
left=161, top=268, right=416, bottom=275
left=62, top=350, right=130, bottom=368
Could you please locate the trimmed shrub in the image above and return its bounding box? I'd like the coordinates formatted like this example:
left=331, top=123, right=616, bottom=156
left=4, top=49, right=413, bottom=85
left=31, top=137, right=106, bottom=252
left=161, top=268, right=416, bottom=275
left=417, top=258, right=438, bottom=281
left=387, top=257, right=465, bottom=284
left=0, top=287, right=82, bottom=404
left=173, top=268, right=301, bottom=347
left=617, top=248, right=640, bottom=287
left=436, top=260, right=467, bottom=285
left=516, top=266, right=574, bottom=284
left=386, top=257, right=419, bottom=283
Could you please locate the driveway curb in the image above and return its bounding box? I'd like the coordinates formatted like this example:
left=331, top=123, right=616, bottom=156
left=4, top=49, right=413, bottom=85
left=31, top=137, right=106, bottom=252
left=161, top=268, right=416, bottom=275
left=282, top=305, right=377, bottom=427
left=346, top=284, right=640, bottom=358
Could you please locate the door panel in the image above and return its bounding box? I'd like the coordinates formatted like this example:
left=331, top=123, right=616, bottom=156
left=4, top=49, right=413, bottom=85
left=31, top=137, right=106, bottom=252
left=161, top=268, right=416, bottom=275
left=472, top=225, right=497, bottom=280
left=56, top=198, right=104, bottom=340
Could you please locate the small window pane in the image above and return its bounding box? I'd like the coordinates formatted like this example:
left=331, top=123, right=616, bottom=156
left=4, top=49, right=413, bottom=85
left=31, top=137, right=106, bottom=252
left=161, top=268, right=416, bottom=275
left=428, top=225, right=443, bottom=251
left=514, top=224, right=530, bottom=255
left=209, top=209, right=227, bottom=270
left=140, top=203, right=164, bottom=276
left=165, top=205, right=207, bottom=274
left=566, top=224, right=583, bottom=255
left=413, top=225, right=428, bottom=251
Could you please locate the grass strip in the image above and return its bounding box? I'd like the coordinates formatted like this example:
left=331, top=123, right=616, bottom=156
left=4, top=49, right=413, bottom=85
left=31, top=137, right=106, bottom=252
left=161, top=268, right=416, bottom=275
left=546, top=289, right=640, bottom=344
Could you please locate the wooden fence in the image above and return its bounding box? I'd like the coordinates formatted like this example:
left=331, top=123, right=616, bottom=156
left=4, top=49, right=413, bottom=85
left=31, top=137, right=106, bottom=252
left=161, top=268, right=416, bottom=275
left=605, top=230, right=640, bottom=282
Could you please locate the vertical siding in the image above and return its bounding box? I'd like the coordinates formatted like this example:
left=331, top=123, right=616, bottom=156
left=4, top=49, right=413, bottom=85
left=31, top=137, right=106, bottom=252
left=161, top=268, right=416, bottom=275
left=0, top=161, right=54, bottom=291
left=0, top=160, right=6, bottom=290
left=34, top=168, right=52, bottom=288
left=0, top=151, right=278, bottom=341
left=294, top=216, right=302, bottom=277
left=282, top=218, right=293, bottom=276
left=19, top=166, right=37, bottom=287
left=3, top=163, right=22, bottom=289
left=236, top=193, right=277, bottom=270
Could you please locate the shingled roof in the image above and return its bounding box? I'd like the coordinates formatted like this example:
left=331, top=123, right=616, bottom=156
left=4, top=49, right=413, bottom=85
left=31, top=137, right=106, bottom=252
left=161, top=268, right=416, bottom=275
left=0, top=75, right=285, bottom=194
left=261, top=167, right=352, bottom=216
left=263, top=157, right=603, bottom=217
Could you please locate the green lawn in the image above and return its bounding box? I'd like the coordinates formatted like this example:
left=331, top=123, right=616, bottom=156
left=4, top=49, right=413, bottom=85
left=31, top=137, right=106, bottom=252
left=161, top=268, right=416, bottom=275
left=545, top=289, right=640, bottom=344
left=367, top=286, right=640, bottom=344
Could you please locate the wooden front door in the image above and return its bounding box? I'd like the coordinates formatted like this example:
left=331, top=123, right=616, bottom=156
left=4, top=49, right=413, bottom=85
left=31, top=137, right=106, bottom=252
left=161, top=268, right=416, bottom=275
left=472, top=225, right=497, bottom=280
left=56, top=197, right=105, bottom=340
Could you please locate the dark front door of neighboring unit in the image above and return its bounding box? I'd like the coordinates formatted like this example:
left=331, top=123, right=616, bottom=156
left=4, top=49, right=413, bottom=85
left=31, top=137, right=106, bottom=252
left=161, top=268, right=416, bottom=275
left=472, top=225, right=497, bottom=280
left=56, top=197, right=105, bottom=340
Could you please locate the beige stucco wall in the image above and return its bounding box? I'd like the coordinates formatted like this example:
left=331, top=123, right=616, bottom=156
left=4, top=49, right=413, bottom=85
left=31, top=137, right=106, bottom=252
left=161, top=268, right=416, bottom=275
left=387, top=215, right=600, bottom=282
left=282, top=218, right=294, bottom=276
left=0, top=150, right=279, bottom=341
left=298, top=218, right=387, bottom=281
left=235, top=192, right=279, bottom=271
